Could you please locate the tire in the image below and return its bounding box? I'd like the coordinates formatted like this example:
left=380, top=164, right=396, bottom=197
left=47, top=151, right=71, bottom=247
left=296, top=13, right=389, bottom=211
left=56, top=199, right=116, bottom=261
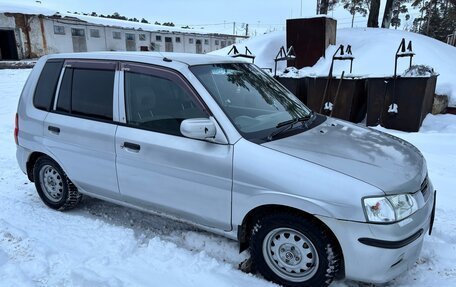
left=33, top=156, right=82, bottom=210
left=249, top=212, right=340, bottom=287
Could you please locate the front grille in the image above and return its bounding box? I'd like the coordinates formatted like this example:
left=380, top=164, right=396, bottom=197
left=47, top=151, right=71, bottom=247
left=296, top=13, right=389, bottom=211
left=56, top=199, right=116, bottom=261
left=420, top=175, right=430, bottom=201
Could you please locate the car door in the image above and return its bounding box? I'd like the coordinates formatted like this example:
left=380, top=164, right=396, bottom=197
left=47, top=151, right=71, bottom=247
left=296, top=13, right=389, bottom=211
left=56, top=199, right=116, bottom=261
left=115, top=62, right=233, bottom=230
left=43, top=60, right=120, bottom=198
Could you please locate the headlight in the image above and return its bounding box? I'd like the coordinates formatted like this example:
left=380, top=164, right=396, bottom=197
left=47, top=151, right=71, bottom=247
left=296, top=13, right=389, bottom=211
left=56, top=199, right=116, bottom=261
left=363, top=194, right=418, bottom=223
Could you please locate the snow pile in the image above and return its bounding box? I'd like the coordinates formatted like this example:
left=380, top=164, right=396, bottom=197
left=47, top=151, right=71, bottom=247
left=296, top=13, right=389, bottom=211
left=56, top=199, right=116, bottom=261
left=210, top=28, right=456, bottom=106
left=402, top=65, right=437, bottom=77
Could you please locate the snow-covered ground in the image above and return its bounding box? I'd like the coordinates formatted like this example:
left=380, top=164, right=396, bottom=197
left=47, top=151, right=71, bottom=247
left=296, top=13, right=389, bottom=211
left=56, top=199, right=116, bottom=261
left=1, top=69, right=455, bottom=286
left=210, top=28, right=456, bottom=107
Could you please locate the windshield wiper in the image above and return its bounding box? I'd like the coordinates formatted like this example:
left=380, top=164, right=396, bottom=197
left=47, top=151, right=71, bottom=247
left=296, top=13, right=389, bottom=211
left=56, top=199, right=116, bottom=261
left=267, top=112, right=314, bottom=141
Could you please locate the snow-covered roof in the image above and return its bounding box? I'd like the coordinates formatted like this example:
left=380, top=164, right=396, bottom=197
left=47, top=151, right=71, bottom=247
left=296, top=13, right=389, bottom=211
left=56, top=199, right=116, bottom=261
left=0, top=1, right=227, bottom=36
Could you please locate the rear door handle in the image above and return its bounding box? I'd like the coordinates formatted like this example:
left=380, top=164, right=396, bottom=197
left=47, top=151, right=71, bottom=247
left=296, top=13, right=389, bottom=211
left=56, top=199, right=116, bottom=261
left=48, top=125, right=60, bottom=134
left=122, top=142, right=141, bottom=152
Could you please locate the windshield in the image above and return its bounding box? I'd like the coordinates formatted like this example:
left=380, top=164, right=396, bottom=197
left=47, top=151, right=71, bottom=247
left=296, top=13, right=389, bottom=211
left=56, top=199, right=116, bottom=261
left=190, top=63, right=312, bottom=141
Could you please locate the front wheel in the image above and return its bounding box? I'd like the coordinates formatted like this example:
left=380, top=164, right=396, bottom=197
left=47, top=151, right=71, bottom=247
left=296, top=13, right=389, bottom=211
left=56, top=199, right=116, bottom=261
left=249, top=213, right=340, bottom=287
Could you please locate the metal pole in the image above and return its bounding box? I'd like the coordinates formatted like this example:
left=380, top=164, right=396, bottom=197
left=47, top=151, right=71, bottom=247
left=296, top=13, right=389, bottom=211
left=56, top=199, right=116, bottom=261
left=300, top=0, right=302, bottom=17
left=233, top=22, right=235, bottom=35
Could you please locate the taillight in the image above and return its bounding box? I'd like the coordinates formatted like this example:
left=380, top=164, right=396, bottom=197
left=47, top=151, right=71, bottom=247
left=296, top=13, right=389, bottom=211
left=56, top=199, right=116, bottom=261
left=14, top=113, right=19, bottom=145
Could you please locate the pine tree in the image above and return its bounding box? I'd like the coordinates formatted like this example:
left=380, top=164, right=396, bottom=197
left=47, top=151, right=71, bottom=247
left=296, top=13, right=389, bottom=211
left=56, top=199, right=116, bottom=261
left=412, top=0, right=456, bottom=41
left=341, top=0, right=369, bottom=27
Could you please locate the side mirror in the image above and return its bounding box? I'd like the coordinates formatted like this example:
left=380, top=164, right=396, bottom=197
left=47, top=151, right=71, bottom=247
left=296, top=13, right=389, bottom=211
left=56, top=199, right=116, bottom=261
left=180, top=118, right=216, bottom=140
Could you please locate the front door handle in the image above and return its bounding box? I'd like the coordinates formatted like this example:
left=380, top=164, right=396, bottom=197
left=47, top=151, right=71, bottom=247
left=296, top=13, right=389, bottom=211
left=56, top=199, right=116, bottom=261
left=48, top=125, right=60, bottom=134
left=122, top=142, right=141, bottom=152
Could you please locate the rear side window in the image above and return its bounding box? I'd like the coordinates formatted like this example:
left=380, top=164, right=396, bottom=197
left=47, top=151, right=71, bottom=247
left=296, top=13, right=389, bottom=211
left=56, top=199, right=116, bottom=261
left=56, top=66, right=115, bottom=121
left=33, top=59, right=64, bottom=111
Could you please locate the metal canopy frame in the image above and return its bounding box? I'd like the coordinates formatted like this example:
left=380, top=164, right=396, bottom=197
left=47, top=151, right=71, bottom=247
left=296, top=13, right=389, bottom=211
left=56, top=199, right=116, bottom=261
left=394, top=38, right=414, bottom=78
left=227, top=45, right=256, bottom=63
left=273, top=46, right=296, bottom=76
left=320, top=44, right=355, bottom=113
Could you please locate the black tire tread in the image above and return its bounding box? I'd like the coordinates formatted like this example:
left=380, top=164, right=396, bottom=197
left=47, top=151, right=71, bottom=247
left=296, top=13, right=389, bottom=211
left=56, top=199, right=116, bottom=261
left=33, top=156, right=82, bottom=211
left=249, top=211, right=341, bottom=287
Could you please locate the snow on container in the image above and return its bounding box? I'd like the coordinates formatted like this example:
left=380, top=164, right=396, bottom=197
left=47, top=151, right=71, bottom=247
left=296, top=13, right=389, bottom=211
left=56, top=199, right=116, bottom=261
left=366, top=39, right=439, bottom=132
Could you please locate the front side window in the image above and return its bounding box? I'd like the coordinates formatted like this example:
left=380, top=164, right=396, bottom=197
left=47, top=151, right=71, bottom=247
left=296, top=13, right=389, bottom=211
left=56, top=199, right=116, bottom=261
left=156, top=35, right=162, bottom=41
left=204, top=39, right=209, bottom=45
left=189, top=38, right=194, bottom=44
left=190, top=63, right=311, bottom=141
left=124, top=69, right=207, bottom=136
left=126, top=33, right=135, bottom=41
left=139, top=34, right=146, bottom=41
left=175, top=37, right=181, bottom=43
left=215, top=40, right=219, bottom=45
left=57, top=67, right=115, bottom=121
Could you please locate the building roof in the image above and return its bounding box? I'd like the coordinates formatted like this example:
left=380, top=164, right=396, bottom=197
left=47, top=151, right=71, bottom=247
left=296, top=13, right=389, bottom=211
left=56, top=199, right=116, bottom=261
left=0, top=1, right=239, bottom=37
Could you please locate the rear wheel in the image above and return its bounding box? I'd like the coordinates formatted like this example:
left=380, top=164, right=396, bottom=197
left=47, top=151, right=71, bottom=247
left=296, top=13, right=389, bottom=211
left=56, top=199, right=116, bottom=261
left=249, top=213, right=340, bottom=287
left=33, top=157, right=82, bottom=210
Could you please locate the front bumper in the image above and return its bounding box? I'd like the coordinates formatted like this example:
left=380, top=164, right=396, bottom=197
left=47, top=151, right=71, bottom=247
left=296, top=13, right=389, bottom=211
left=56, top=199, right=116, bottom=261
left=317, top=188, right=436, bottom=284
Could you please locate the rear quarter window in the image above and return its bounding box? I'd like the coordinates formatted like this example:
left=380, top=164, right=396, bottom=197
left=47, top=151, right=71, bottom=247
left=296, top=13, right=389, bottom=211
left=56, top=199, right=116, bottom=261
left=33, top=59, right=64, bottom=111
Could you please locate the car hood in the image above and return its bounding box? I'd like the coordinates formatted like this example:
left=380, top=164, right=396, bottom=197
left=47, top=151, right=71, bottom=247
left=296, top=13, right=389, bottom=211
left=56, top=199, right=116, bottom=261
left=262, top=118, right=426, bottom=195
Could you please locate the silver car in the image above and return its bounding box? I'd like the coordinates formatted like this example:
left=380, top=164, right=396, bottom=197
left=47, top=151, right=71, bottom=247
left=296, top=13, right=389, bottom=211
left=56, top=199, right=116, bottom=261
left=16, top=52, right=435, bottom=287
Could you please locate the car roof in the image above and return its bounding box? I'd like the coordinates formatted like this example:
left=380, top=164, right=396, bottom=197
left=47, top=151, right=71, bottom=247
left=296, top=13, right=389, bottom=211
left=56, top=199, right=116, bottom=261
left=45, top=51, right=244, bottom=67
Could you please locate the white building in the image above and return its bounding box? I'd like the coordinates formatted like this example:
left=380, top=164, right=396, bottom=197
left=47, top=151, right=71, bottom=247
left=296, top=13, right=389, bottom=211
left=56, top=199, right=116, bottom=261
left=0, top=3, right=239, bottom=60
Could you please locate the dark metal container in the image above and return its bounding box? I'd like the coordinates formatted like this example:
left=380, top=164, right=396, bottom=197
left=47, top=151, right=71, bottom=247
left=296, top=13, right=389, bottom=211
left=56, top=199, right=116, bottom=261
left=366, top=75, right=438, bottom=132
left=305, top=76, right=367, bottom=123
left=286, top=17, right=337, bottom=68
left=275, top=77, right=308, bottom=105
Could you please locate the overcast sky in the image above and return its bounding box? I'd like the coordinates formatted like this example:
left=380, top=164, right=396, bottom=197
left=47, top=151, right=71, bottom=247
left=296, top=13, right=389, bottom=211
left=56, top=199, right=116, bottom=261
left=13, top=0, right=408, bottom=34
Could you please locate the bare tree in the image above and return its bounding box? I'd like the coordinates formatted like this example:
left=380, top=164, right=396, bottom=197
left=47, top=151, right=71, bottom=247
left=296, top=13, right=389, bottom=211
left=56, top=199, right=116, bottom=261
left=342, top=0, right=369, bottom=27
left=368, top=0, right=381, bottom=27
left=382, top=0, right=395, bottom=27
left=318, top=0, right=329, bottom=14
